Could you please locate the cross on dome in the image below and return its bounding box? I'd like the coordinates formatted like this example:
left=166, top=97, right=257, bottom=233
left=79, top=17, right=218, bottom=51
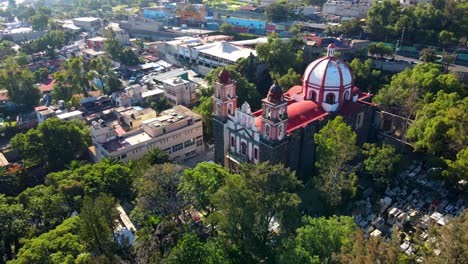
left=327, top=43, right=336, bottom=57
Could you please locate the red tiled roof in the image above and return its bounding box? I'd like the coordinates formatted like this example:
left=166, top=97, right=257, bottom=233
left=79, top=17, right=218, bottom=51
left=284, top=85, right=304, bottom=98
left=35, top=105, right=48, bottom=111
left=286, top=100, right=328, bottom=133
left=39, top=78, right=56, bottom=92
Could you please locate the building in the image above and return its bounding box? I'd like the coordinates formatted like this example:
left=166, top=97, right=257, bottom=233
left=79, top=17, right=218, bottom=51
left=213, top=43, right=375, bottom=176
left=162, top=77, right=198, bottom=106
left=72, top=17, right=102, bottom=33
left=113, top=84, right=164, bottom=107
left=322, top=0, right=372, bottom=19
left=35, top=105, right=83, bottom=123
left=86, top=36, right=107, bottom=51
left=90, top=105, right=203, bottom=163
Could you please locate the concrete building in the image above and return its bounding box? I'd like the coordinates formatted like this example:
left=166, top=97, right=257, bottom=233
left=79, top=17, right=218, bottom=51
left=86, top=36, right=107, bottom=51
left=113, top=84, right=164, bottom=107
left=73, top=17, right=102, bottom=33
left=162, top=77, right=198, bottom=106
left=90, top=105, right=203, bottom=163
left=322, top=0, right=372, bottom=19
left=35, top=106, right=84, bottom=123
left=119, top=15, right=164, bottom=38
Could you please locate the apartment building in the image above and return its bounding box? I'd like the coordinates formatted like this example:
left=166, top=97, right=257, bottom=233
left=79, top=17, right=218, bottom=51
left=162, top=77, right=198, bottom=106
left=90, top=105, right=203, bottom=163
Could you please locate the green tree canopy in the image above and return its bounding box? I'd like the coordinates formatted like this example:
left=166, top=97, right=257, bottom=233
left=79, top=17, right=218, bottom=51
left=9, top=216, right=85, bottom=264
left=279, top=216, right=358, bottom=264
left=265, top=0, right=293, bottom=22
left=11, top=118, right=91, bottom=170
left=349, top=58, right=385, bottom=93
left=0, top=58, right=40, bottom=110
left=314, top=116, right=359, bottom=209
left=79, top=194, right=118, bottom=255
left=362, top=143, right=401, bottom=186
left=210, top=162, right=302, bottom=262
left=179, top=162, right=231, bottom=216
left=166, top=233, right=231, bottom=264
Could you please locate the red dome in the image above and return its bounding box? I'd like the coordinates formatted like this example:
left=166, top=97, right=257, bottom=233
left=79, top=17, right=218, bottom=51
left=352, top=86, right=361, bottom=95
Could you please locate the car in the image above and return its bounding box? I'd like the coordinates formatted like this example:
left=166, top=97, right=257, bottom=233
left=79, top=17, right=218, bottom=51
left=400, top=241, right=410, bottom=251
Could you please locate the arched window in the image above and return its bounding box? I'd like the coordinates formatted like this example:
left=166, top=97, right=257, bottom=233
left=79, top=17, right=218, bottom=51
left=265, top=124, right=270, bottom=137
left=267, top=108, right=271, bottom=119
left=311, top=91, right=317, bottom=101
left=216, top=88, right=221, bottom=99
left=344, top=91, right=350, bottom=101
left=278, top=124, right=284, bottom=140
left=231, top=136, right=235, bottom=147
left=241, top=142, right=247, bottom=155
left=217, top=103, right=221, bottom=114
left=228, top=104, right=233, bottom=115
left=326, top=93, right=335, bottom=104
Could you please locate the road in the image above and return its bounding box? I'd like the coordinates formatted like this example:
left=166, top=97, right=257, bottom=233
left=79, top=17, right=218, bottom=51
left=395, top=54, right=468, bottom=73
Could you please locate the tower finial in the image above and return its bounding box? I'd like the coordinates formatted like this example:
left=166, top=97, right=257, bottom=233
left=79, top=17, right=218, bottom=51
left=327, top=42, right=336, bottom=57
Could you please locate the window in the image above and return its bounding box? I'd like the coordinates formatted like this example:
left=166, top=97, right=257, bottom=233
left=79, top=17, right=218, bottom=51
left=278, top=124, right=284, bottom=140
left=267, top=108, right=271, bottom=119
left=228, top=104, right=233, bottom=115
left=326, top=93, right=335, bottom=104
left=344, top=91, right=350, bottom=101
left=163, top=147, right=172, bottom=154
left=172, top=143, right=184, bottom=152
left=311, top=91, right=317, bottom=101
left=217, top=103, right=221, bottom=115
left=184, top=139, right=195, bottom=148
left=241, top=142, right=247, bottom=155
left=196, top=139, right=203, bottom=146
left=231, top=136, right=235, bottom=147
left=254, top=148, right=258, bottom=160
left=120, top=154, right=127, bottom=160
left=356, top=112, right=364, bottom=129
left=265, top=124, right=270, bottom=137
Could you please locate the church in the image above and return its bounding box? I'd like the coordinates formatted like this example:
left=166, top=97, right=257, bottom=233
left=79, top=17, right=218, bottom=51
left=213, top=43, right=376, bottom=176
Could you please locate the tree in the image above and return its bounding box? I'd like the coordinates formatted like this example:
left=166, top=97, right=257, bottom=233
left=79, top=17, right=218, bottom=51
left=79, top=194, right=118, bottom=255
left=132, top=164, right=184, bottom=220
left=143, top=147, right=169, bottom=166
left=88, top=56, right=122, bottom=94
left=420, top=48, right=436, bottom=62
left=265, top=0, right=293, bottom=22
left=53, top=71, right=80, bottom=102
left=349, top=58, right=384, bottom=93
left=0, top=58, right=40, bottom=110
left=11, top=118, right=91, bottom=170
left=220, top=23, right=234, bottom=35
left=425, top=211, right=468, bottom=264
left=9, top=216, right=85, bottom=264
left=279, top=216, right=358, bottom=264
left=0, top=40, right=16, bottom=59
left=373, top=63, right=464, bottom=117
left=362, top=143, right=401, bottom=186
left=439, top=30, right=458, bottom=48
left=272, top=68, right=301, bottom=91
left=256, top=33, right=302, bottom=76
left=327, top=19, right=362, bottom=38
left=334, top=230, right=399, bottom=264
left=28, top=11, right=49, bottom=31
left=166, top=233, right=231, bottom=264
left=211, top=162, right=302, bottom=262
left=407, top=92, right=467, bottom=182
left=366, top=0, right=401, bottom=41
left=314, top=116, right=359, bottom=209
left=119, top=47, right=140, bottom=66
left=104, top=35, right=122, bottom=60
left=0, top=195, right=27, bottom=261
left=179, top=162, right=231, bottom=215
left=193, top=94, right=213, bottom=139
left=368, top=42, right=394, bottom=59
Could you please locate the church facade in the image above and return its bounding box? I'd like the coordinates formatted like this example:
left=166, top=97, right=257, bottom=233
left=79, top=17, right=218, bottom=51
left=213, top=44, right=376, bottom=176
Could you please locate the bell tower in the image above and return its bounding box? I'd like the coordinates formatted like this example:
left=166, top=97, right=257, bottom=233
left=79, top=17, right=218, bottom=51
left=213, top=68, right=237, bottom=165
left=260, top=81, right=288, bottom=142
